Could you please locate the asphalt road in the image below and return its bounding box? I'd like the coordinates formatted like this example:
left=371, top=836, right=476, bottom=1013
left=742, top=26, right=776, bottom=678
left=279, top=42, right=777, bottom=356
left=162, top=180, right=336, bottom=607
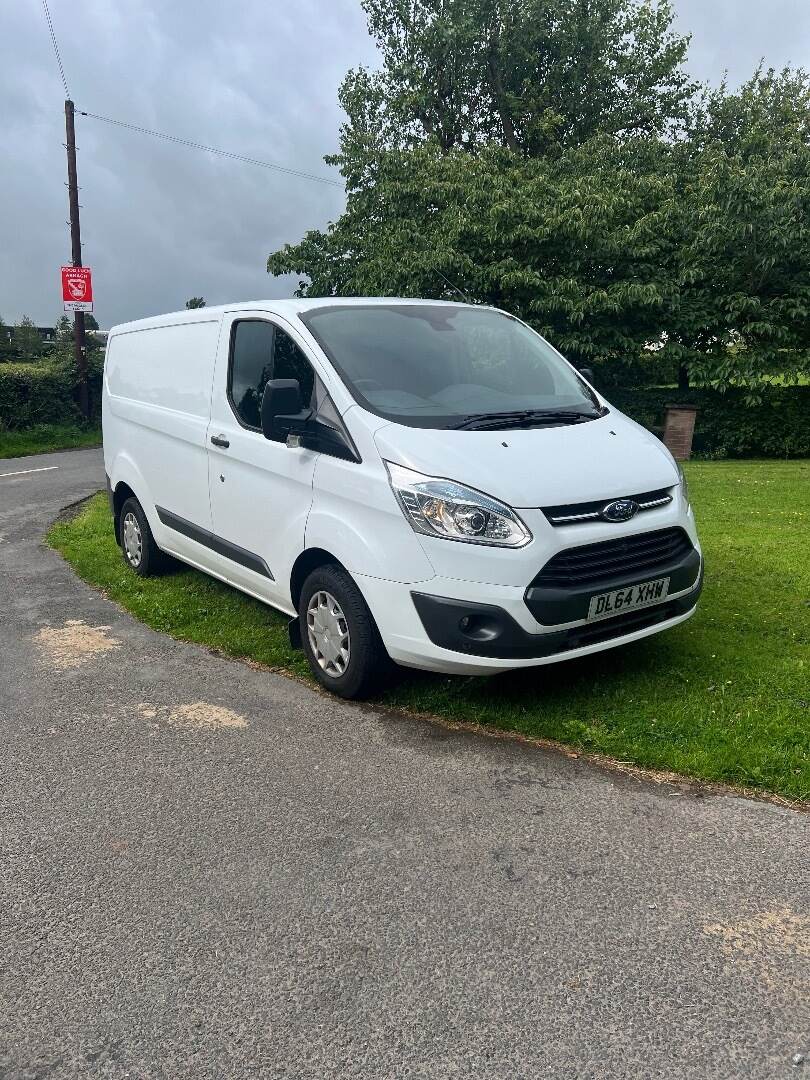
left=1, top=447, right=807, bottom=1080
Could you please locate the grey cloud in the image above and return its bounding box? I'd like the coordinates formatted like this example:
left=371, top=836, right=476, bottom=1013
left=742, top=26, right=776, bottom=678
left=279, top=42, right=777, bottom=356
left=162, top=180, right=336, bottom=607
left=1, top=0, right=376, bottom=326
left=673, top=0, right=810, bottom=85
left=1, top=0, right=808, bottom=327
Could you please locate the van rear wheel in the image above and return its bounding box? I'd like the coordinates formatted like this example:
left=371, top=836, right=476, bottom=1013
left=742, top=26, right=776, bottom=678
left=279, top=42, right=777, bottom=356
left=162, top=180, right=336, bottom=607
left=119, top=496, right=165, bottom=577
left=299, top=565, right=391, bottom=699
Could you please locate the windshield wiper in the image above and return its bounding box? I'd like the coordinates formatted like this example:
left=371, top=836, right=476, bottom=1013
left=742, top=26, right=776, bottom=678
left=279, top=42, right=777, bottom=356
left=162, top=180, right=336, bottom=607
left=450, top=408, right=603, bottom=431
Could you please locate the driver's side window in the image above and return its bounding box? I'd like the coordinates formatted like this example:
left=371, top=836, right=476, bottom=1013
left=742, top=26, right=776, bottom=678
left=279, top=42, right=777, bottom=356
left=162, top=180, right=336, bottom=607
left=229, top=320, right=315, bottom=430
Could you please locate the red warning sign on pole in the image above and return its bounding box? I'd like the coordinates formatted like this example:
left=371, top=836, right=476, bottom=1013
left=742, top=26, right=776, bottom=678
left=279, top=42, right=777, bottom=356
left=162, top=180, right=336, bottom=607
left=61, top=265, right=93, bottom=312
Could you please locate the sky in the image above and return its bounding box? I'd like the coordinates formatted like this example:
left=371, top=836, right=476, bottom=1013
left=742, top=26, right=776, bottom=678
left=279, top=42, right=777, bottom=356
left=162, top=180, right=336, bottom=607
left=1, top=0, right=808, bottom=328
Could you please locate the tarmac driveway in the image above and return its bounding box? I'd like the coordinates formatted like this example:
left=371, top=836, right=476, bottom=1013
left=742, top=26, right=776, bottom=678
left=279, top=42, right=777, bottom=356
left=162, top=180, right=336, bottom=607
left=1, top=448, right=808, bottom=1079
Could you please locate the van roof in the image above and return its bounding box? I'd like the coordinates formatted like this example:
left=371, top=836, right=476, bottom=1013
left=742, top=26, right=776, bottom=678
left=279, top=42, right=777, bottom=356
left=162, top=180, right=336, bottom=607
left=108, top=297, right=484, bottom=336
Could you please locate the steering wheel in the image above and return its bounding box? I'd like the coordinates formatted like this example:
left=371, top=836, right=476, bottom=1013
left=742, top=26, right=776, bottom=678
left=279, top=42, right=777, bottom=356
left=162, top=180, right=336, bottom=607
left=353, top=378, right=385, bottom=392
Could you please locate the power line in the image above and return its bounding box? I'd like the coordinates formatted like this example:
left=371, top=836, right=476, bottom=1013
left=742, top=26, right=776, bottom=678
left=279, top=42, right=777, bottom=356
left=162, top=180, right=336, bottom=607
left=38, top=4, right=341, bottom=191
left=41, top=0, right=70, bottom=99
left=78, top=110, right=344, bottom=188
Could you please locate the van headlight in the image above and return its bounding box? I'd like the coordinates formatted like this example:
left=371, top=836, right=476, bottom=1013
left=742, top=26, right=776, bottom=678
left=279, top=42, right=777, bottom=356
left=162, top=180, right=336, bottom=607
left=678, top=463, right=690, bottom=509
left=385, top=462, right=532, bottom=547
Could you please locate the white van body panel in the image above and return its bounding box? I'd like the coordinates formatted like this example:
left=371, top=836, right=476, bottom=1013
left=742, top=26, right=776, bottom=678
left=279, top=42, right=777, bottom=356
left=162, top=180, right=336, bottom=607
left=305, top=452, right=436, bottom=586
left=104, top=317, right=221, bottom=561
left=103, top=298, right=703, bottom=680
left=373, top=409, right=678, bottom=509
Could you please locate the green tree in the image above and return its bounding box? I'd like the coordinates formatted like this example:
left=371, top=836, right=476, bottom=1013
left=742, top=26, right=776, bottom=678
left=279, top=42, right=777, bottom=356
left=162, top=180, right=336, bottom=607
left=333, top=0, right=696, bottom=186
left=14, top=316, right=43, bottom=362
left=54, top=313, right=100, bottom=342
left=667, top=68, right=810, bottom=392
left=269, top=6, right=810, bottom=393
left=50, top=312, right=106, bottom=416
left=270, top=136, right=682, bottom=373
left=185, top=296, right=206, bottom=308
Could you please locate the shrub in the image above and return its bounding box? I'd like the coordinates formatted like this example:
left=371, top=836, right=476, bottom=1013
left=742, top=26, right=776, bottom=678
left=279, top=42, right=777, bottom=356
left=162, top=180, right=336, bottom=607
left=0, top=351, right=102, bottom=431
left=609, top=386, right=810, bottom=458
left=590, top=350, right=680, bottom=389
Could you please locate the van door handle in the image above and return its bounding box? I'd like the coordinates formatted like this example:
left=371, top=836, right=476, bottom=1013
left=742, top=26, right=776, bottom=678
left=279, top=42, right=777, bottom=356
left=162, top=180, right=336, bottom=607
left=210, top=434, right=230, bottom=448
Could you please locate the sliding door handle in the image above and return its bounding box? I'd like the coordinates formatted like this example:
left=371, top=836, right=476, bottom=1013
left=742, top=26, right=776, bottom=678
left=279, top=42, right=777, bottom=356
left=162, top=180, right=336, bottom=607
left=210, top=434, right=230, bottom=449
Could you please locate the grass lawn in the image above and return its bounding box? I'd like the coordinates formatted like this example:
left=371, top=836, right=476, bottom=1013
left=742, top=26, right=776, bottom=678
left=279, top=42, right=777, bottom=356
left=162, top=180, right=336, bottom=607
left=48, top=460, right=809, bottom=801
left=0, top=423, right=102, bottom=459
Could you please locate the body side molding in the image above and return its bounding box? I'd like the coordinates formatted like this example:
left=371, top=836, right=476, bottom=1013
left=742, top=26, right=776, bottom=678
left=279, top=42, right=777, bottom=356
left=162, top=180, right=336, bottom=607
left=155, top=506, right=275, bottom=581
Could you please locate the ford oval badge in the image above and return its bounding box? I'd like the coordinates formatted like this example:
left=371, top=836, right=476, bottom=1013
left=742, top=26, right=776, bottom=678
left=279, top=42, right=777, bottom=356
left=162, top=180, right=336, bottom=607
left=602, top=499, right=639, bottom=523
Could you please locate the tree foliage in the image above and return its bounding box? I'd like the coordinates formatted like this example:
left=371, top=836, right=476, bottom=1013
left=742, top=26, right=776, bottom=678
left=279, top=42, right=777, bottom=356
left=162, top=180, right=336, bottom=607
left=272, top=136, right=686, bottom=374
left=670, top=69, right=810, bottom=389
left=55, top=312, right=100, bottom=339
left=269, top=0, right=810, bottom=392
left=334, top=0, right=696, bottom=177
left=185, top=296, right=206, bottom=308
left=13, top=316, right=43, bottom=363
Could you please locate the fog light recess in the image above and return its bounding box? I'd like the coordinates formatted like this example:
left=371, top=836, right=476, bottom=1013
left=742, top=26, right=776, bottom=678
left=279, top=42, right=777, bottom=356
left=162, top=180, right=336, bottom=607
left=457, top=612, right=502, bottom=643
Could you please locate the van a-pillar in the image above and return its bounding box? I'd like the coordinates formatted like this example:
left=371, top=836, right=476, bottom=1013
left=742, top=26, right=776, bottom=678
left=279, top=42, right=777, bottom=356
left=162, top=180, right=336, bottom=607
left=64, top=99, right=89, bottom=421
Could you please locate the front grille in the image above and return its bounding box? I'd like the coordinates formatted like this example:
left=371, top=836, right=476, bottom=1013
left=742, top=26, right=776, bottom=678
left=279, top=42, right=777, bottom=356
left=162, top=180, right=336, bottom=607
left=542, top=487, right=673, bottom=526
left=531, top=527, right=694, bottom=590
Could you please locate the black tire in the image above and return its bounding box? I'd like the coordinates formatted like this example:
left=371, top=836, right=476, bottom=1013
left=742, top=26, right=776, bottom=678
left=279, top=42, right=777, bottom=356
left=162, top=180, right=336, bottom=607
left=299, top=564, right=393, bottom=699
left=119, top=496, right=166, bottom=577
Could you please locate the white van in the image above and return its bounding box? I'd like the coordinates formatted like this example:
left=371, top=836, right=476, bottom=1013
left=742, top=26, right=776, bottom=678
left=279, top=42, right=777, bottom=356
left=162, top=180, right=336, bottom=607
left=103, top=299, right=702, bottom=698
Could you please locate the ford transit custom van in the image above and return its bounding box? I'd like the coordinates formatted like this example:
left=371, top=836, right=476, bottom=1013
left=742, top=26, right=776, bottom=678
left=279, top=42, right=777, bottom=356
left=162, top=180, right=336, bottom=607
left=103, top=299, right=702, bottom=698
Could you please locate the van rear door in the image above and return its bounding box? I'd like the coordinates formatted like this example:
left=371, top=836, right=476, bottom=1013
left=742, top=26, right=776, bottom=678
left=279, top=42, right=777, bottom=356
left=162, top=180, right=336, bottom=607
left=206, top=311, right=319, bottom=605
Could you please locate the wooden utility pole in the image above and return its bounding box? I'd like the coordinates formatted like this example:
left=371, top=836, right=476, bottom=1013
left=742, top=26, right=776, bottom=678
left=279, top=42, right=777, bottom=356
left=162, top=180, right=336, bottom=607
left=64, top=99, right=89, bottom=420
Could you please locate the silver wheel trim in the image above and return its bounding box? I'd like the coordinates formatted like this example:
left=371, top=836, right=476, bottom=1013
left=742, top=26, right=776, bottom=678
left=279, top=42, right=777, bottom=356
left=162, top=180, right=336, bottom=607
left=122, top=511, right=143, bottom=567
left=306, top=590, right=351, bottom=678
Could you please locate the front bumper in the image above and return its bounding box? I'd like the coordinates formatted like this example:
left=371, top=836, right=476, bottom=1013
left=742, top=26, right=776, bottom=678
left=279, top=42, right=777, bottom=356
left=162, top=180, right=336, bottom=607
left=412, top=565, right=703, bottom=660
left=356, top=499, right=703, bottom=676
left=356, top=559, right=702, bottom=675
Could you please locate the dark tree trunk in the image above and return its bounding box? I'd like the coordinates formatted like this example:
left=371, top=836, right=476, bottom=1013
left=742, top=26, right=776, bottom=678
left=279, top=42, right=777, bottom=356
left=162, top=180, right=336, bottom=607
left=487, top=21, right=519, bottom=153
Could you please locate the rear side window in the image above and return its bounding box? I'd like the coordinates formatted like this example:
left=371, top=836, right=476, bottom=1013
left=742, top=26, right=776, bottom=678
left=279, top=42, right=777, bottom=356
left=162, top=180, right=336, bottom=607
left=229, top=320, right=315, bottom=429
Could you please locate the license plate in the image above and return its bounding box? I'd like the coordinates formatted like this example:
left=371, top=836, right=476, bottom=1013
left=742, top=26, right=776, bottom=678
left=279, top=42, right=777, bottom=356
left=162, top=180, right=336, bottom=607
left=587, top=577, right=670, bottom=621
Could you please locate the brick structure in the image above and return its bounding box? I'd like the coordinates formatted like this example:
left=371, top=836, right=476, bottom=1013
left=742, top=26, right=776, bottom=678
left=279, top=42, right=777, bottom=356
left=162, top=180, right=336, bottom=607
left=663, top=405, right=698, bottom=460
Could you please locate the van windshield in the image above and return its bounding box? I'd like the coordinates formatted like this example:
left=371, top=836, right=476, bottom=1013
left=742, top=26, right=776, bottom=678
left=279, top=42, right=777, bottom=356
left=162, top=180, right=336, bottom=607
left=299, top=304, right=602, bottom=430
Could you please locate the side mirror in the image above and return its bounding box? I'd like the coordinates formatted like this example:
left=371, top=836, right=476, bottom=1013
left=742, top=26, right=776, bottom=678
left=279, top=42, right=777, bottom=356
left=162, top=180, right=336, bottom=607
left=578, top=366, right=596, bottom=386
left=260, top=379, right=310, bottom=441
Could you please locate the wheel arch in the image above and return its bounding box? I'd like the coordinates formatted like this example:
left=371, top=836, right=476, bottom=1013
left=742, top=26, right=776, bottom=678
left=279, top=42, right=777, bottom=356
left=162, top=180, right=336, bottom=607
left=111, top=481, right=137, bottom=545
left=108, top=452, right=155, bottom=544
left=289, top=547, right=343, bottom=613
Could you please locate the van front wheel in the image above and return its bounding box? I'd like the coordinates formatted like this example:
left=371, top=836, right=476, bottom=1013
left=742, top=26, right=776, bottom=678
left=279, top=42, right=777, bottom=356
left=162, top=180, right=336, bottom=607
left=299, top=565, right=391, bottom=699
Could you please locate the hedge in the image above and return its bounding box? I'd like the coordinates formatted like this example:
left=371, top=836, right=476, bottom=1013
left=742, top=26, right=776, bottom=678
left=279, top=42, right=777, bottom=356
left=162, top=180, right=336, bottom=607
left=0, top=354, right=102, bottom=431
left=1, top=355, right=807, bottom=457
left=609, top=386, right=810, bottom=458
